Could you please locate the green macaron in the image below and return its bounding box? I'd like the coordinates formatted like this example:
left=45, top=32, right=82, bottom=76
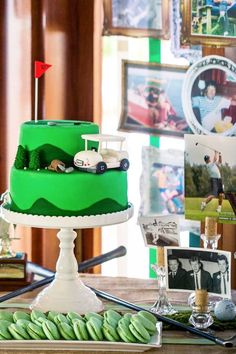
left=47, top=311, right=60, bottom=322
left=118, top=314, right=131, bottom=327
left=102, top=321, right=120, bottom=342
left=129, top=316, right=150, bottom=344
left=84, top=312, right=104, bottom=323
left=0, top=311, right=13, bottom=322
left=86, top=317, right=104, bottom=341
left=0, top=320, right=12, bottom=340
left=27, top=322, right=47, bottom=340
left=13, top=311, right=31, bottom=322
left=42, top=320, right=61, bottom=340
left=8, top=323, right=31, bottom=340
left=137, top=311, right=157, bottom=325
left=31, top=310, right=47, bottom=326
left=16, top=319, right=32, bottom=331
left=133, top=314, right=156, bottom=335
left=67, top=311, right=84, bottom=323
left=123, top=313, right=132, bottom=323
left=54, top=313, right=70, bottom=326
left=73, top=319, right=89, bottom=340
left=58, top=322, right=76, bottom=340
left=117, top=318, right=136, bottom=343
left=103, top=310, right=122, bottom=328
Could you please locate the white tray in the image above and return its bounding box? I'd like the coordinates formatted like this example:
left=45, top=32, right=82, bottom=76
left=0, top=334, right=161, bottom=352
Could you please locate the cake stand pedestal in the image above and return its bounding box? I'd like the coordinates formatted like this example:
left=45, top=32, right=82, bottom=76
left=1, top=204, right=133, bottom=314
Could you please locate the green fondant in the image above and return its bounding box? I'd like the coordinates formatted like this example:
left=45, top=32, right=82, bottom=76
left=33, top=144, right=74, bottom=166
left=14, top=145, right=28, bottom=169
left=19, top=120, right=99, bottom=158
left=9, top=198, right=127, bottom=216
left=29, top=150, right=40, bottom=170
left=10, top=120, right=128, bottom=217
left=10, top=167, right=128, bottom=215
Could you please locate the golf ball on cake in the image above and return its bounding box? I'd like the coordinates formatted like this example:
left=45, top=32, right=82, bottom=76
left=214, top=299, right=236, bottom=321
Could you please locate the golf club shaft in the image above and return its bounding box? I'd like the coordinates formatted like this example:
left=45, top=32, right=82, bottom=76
left=27, top=245, right=126, bottom=278
left=0, top=246, right=126, bottom=303
left=89, top=287, right=233, bottom=348
left=196, top=142, right=220, bottom=154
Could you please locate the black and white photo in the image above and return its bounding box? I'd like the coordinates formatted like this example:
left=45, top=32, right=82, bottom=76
left=165, top=247, right=231, bottom=298
left=139, top=215, right=179, bottom=248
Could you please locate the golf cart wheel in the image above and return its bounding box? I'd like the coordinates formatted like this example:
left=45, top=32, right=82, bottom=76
left=96, top=161, right=107, bottom=174
left=120, top=158, right=130, bottom=171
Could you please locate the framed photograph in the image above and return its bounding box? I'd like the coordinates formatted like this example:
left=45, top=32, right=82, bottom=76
left=182, top=55, right=236, bottom=136
left=170, top=0, right=202, bottom=64
left=185, top=134, right=236, bottom=224
left=119, top=60, right=190, bottom=138
left=103, top=0, right=170, bottom=39
left=139, top=215, right=179, bottom=248
left=165, top=247, right=231, bottom=298
left=182, top=0, right=236, bottom=47
left=139, top=146, right=184, bottom=216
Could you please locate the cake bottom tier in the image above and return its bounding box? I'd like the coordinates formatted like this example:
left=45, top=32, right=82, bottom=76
left=9, top=167, right=128, bottom=217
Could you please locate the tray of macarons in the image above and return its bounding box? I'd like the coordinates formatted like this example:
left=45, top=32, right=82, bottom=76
left=0, top=308, right=162, bottom=351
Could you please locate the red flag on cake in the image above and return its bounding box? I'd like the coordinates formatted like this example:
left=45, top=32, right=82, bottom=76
left=35, top=61, right=52, bottom=78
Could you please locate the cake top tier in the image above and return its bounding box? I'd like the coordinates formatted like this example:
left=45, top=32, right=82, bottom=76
left=19, top=120, right=99, bottom=166
left=22, top=120, right=96, bottom=127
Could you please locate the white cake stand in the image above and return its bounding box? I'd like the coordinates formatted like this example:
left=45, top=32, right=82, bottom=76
left=1, top=203, right=133, bottom=314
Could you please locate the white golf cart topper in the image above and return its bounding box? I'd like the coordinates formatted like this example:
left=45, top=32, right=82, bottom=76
left=74, top=134, right=129, bottom=174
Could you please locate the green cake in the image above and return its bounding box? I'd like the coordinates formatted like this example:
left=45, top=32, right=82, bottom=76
left=8, top=120, right=129, bottom=217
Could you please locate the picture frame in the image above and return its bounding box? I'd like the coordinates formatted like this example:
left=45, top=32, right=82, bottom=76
left=182, top=0, right=236, bottom=47
left=170, top=0, right=202, bottom=64
left=139, top=215, right=180, bottom=248
left=139, top=146, right=184, bottom=217
left=103, top=0, right=170, bottom=39
left=119, top=60, right=190, bottom=138
left=182, top=55, right=236, bottom=136
left=185, top=134, right=236, bottom=224
left=165, top=247, right=231, bottom=299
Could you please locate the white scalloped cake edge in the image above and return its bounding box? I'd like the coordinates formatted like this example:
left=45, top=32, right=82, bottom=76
left=1, top=203, right=134, bottom=229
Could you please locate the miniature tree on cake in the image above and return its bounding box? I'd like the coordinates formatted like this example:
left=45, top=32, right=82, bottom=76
left=14, top=145, right=28, bottom=169
left=29, top=150, right=41, bottom=170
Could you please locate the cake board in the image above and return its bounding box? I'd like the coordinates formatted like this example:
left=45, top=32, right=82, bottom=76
left=1, top=203, right=134, bottom=314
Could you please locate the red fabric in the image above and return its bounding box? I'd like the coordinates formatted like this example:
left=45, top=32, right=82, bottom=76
left=200, top=69, right=226, bottom=85
left=34, top=61, right=52, bottom=78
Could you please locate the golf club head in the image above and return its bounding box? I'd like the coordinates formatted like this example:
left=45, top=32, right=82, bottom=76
left=225, top=334, right=236, bottom=347
left=215, top=334, right=236, bottom=348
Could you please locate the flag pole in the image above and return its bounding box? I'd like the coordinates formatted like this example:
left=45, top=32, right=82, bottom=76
left=34, top=77, right=38, bottom=123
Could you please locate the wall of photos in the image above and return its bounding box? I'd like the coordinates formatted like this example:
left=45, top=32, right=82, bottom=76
left=101, top=0, right=236, bottom=283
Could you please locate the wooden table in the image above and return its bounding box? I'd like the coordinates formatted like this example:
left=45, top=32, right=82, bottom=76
left=0, top=274, right=235, bottom=354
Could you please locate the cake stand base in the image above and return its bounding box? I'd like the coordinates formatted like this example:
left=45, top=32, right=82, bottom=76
left=30, top=227, right=103, bottom=314
left=30, top=276, right=103, bottom=314
left=1, top=204, right=133, bottom=314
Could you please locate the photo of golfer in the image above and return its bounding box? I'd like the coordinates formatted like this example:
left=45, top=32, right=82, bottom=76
left=140, top=146, right=184, bottom=216
left=200, top=150, right=224, bottom=213
left=139, top=215, right=179, bottom=248
left=185, top=134, right=236, bottom=223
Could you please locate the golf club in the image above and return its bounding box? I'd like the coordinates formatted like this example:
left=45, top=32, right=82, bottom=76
left=195, top=142, right=221, bottom=154
left=0, top=246, right=127, bottom=303
left=91, top=287, right=236, bottom=348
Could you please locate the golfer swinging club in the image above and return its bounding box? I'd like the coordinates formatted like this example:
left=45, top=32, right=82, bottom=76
left=201, top=150, right=224, bottom=213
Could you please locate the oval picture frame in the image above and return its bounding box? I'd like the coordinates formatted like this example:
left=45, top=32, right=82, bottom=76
left=182, top=55, right=236, bottom=136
